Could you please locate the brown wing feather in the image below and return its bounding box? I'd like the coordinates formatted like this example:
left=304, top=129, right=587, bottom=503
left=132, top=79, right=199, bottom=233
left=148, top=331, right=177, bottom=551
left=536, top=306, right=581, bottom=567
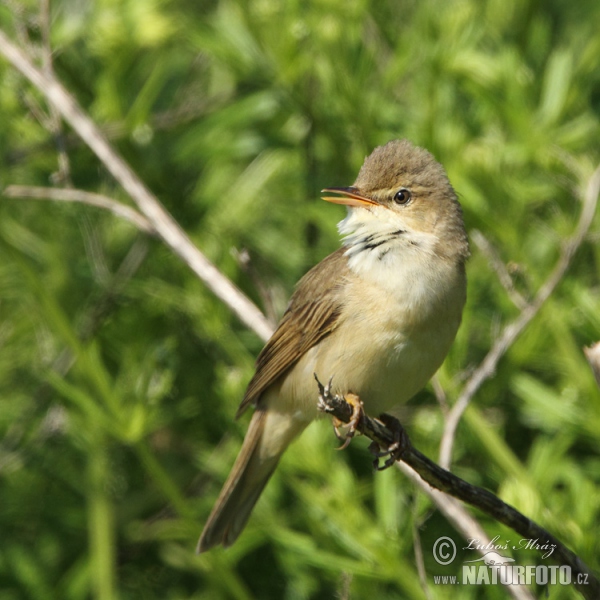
left=236, top=247, right=349, bottom=417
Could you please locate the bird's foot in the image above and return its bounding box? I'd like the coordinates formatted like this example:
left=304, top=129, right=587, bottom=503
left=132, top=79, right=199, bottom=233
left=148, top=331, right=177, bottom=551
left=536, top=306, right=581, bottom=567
left=315, top=374, right=364, bottom=450
left=333, top=393, right=364, bottom=450
left=368, top=413, right=411, bottom=470
left=315, top=374, right=337, bottom=414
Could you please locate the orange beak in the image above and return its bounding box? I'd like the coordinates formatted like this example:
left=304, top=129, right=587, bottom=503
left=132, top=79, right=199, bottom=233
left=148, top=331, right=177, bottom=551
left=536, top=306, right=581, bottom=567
left=321, top=187, right=377, bottom=208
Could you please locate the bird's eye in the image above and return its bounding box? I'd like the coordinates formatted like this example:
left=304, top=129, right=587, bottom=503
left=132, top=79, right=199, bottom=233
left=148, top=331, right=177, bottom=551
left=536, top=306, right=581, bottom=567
left=393, top=188, right=411, bottom=205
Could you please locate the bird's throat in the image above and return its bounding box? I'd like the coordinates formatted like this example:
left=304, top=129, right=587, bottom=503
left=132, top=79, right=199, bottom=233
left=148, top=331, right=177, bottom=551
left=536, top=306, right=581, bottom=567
left=339, top=207, right=433, bottom=261
left=338, top=207, right=463, bottom=306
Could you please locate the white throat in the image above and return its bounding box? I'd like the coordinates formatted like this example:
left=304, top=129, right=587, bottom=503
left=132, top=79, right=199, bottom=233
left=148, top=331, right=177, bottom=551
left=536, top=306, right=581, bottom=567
left=338, top=206, right=466, bottom=338
left=339, top=206, right=436, bottom=273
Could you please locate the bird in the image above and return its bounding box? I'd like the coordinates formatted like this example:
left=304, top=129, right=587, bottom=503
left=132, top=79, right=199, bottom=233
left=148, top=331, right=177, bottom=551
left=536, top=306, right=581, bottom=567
left=197, top=139, right=469, bottom=552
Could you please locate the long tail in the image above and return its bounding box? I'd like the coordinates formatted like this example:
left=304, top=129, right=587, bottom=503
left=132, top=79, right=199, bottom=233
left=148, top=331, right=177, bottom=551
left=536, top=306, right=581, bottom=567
left=197, top=407, right=306, bottom=552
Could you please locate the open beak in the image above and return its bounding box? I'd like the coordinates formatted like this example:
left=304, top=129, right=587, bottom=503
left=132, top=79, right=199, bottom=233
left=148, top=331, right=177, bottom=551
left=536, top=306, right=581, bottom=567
left=321, top=187, right=377, bottom=208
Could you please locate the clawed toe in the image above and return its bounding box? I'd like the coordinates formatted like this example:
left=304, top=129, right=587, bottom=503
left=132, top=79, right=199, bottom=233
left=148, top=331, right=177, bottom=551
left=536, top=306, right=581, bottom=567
left=368, top=413, right=411, bottom=470
left=316, top=375, right=336, bottom=414
left=315, top=374, right=364, bottom=450
left=335, top=393, right=364, bottom=450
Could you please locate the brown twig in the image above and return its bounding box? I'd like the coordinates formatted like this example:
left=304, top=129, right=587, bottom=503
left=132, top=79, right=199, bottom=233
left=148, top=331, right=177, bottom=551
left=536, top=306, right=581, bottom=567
left=439, top=163, right=600, bottom=469
left=317, top=384, right=599, bottom=600
left=320, top=378, right=535, bottom=600
left=0, top=28, right=274, bottom=343
left=402, top=466, right=534, bottom=600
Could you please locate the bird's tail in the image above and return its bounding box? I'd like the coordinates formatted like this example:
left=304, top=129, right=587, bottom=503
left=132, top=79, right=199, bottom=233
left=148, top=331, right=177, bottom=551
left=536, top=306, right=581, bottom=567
left=197, top=406, right=306, bottom=552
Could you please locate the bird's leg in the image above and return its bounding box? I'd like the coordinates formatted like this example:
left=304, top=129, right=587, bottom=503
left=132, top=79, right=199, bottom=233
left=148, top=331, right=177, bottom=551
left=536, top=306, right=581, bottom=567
left=333, top=393, right=364, bottom=450
left=315, top=375, right=364, bottom=449
left=368, top=413, right=411, bottom=470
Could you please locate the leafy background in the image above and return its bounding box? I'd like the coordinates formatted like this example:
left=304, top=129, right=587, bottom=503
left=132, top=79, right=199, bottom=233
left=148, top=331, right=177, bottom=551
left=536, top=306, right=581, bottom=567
left=1, top=0, right=599, bottom=598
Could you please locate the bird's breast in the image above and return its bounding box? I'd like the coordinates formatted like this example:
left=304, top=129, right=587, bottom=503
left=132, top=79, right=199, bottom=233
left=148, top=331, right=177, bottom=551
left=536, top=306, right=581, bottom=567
left=277, top=248, right=466, bottom=418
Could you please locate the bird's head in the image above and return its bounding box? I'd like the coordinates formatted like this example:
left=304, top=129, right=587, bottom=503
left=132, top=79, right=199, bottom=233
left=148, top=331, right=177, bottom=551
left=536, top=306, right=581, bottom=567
left=322, top=139, right=469, bottom=263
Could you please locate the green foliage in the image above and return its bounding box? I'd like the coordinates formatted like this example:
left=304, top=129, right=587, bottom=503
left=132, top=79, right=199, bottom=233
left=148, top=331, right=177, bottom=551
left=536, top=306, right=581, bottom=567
left=1, top=0, right=600, bottom=598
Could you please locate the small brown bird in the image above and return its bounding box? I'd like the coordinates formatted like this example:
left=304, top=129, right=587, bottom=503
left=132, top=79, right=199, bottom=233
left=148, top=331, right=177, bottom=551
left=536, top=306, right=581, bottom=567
left=198, top=139, right=469, bottom=552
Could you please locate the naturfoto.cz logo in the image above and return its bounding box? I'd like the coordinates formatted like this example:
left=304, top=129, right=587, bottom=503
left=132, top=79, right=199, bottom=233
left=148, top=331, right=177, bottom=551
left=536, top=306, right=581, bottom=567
left=431, top=536, right=589, bottom=587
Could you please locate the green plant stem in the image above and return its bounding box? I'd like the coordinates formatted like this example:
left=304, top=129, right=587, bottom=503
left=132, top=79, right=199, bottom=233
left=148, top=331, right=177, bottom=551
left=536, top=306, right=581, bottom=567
left=88, top=433, right=116, bottom=600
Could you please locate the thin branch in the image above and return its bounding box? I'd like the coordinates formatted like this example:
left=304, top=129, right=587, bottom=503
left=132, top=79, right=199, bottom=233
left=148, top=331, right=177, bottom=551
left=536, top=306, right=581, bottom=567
left=583, top=342, right=600, bottom=389
left=337, top=573, right=352, bottom=600
left=3, top=185, right=156, bottom=235
left=439, top=163, right=600, bottom=469
left=430, top=375, right=449, bottom=416
left=403, top=466, right=534, bottom=600
left=471, top=229, right=528, bottom=310
left=0, top=28, right=274, bottom=343
left=40, top=0, right=72, bottom=186
left=411, top=505, right=434, bottom=600
left=232, top=247, right=280, bottom=329
left=318, top=388, right=599, bottom=600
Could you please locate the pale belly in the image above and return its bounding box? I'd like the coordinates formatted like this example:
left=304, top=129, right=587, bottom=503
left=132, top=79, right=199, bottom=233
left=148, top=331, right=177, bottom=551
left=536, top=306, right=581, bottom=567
left=274, top=262, right=465, bottom=420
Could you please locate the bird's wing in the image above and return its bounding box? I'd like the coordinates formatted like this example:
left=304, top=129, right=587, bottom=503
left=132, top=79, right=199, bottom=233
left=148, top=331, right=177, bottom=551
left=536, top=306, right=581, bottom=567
left=236, top=247, right=349, bottom=417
